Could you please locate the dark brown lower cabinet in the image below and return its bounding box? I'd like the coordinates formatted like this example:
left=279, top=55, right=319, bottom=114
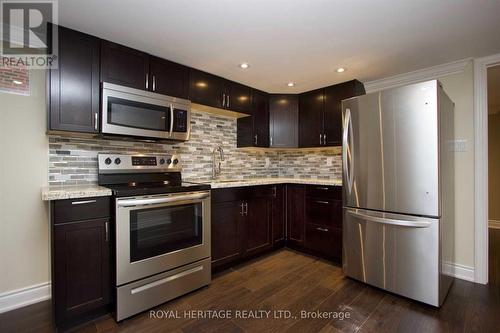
left=271, top=185, right=285, bottom=246
left=51, top=197, right=111, bottom=330
left=245, top=196, right=272, bottom=256
left=211, top=200, right=244, bottom=267
left=286, top=184, right=306, bottom=248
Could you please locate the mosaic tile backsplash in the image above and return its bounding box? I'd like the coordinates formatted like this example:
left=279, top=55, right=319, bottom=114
left=48, top=111, right=342, bottom=186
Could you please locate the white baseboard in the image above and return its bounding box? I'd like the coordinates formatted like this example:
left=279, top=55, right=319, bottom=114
left=0, top=282, right=51, bottom=313
left=442, top=262, right=475, bottom=282
left=489, top=220, right=500, bottom=229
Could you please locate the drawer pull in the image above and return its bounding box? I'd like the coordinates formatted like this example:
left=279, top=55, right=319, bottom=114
left=315, top=200, right=330, bottom=204
left=316, top=187, right=330, bottom=190
left=71, top=199, right=97, bottom=205
left=316, top=227, right=329, bottom=232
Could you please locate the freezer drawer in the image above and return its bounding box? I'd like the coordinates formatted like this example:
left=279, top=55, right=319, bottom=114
left=342, top=208, right=441, bottom=306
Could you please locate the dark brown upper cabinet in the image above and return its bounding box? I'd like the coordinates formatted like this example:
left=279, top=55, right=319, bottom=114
left=48, top=26, right=100, bottom=133
left=323, top=80, right=365, bottom=146
left=189, top=68, right=252, bottom=114
left=226, top=81, right=252, bottom=114
left=149, top=56, right=189, bottom=99
left=269, top=94, right=298, bottom=148
left=189, top=69, right=225, bottom=109
left=237, top=89, right=269, bottom=147
left=100, top=40, right=149, bottom=90
left=299, top=88, right=325, bottom=147
left=299, top=80, right=365, bottom=147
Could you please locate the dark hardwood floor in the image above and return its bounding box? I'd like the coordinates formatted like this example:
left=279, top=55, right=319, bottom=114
left=1, top=247, right=500, bottom=333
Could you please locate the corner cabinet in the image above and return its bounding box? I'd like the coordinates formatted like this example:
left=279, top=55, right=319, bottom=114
left=269, top=94, right=299, bottom=148
left=51, top=197, right=111, bottom=330
left=48, top=26, right=100, bottom=133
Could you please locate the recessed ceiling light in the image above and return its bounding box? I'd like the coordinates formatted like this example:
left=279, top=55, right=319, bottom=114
left=336, top=67, right=345, bottom=73
left=12, top=80, right=23, bottom=85
left=287, top=82, right=295, bottom=87
left=239, top=63, right=249, bottom=69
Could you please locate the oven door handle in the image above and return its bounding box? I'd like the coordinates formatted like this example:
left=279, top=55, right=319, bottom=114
left=117, top=192, right=209, bottom=208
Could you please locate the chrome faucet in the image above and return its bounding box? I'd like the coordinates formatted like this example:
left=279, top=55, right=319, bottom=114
left=212, top=146, right=225, bottom=179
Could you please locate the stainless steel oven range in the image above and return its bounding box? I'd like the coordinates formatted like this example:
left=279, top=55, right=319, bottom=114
left=98, top=154, right=211, bottom=321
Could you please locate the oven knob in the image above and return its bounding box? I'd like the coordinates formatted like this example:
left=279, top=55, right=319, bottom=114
left=105, top=158, right=112, bottom=165
left=173, top=158, right=179, bottom=165
left=159, top=158, right=165, bottom=165
left=114, top=158, right=121, bottom=165
left=167, top=159, right=172, bottom=164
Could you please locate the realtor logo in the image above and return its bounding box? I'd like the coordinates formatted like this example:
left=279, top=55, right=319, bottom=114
left=1, top=0, right=58, bottom=68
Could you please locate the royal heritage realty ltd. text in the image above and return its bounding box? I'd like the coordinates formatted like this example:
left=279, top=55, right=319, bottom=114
left=150, top=309, right=351, bottom=320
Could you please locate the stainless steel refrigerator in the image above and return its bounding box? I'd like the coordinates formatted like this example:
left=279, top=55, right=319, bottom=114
left=341, top=80, right=455, bottom=306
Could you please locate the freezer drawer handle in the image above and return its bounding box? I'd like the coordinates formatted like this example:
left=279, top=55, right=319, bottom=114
left=346, top=209, right=431, bottom=228
left=130, top=265, right=204, bottom=295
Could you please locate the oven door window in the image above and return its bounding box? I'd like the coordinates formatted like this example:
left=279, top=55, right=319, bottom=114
left=107, top=97, right=169, bottom=131
left=130, top=203, right=202, bottom=262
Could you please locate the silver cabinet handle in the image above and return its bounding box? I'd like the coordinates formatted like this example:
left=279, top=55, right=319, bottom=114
left=152, top=74, right=156, bottom=92
left=244, top=202, right=248, bottom=216
left=319, top=133, right=322, bottom=145
left=270, top=135, right=273, bottom=146
left=145, top=73, right=149, bottom=90
left=316, top=227, right=329, bottom=232
left=346, top=209, right=432, bottom=228
left=227, top=95, right=230, bottom=108
left=105, top=221, right=109, bottom=242
left=315, top=200, right=330, bottom=204
left=131, top=265, right=204, bottom=295
left=222, top=93, right=226, bottom=107
left=272, top=186, right=277, bottom=197
left=323, top=134, right=327, bottom=145
left=316, top=187, right=329, bottom=190
left=240, top=202, right=245, bottom=216
left=169, top=103, right=174, bottom=136
left=254, top=134, right=258, bottom=145
left=94, top=112, right=98, bottom=131
left=117, top=192, right=209, bottom=207
left=71, top=199, right=97, bottom=205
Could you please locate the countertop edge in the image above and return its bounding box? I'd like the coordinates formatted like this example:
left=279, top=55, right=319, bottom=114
left=41, top=186, right=113, bottom=201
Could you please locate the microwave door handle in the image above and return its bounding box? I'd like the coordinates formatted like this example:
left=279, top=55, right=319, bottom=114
left=169, top=104, right=174, bottom=137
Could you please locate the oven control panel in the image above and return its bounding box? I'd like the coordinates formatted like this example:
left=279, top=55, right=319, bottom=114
left=98, top=154, right=181, bottom=174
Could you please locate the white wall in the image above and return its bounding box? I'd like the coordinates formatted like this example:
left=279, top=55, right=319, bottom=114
left=439, top=62, right=475, bottom=268
left=0, top=69, right=49, bottom=296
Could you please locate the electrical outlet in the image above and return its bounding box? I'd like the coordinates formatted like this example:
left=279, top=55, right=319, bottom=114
left=449, top=139, right=467, bottom=152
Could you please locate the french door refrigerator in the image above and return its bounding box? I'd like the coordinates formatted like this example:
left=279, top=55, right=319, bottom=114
left=341, top=80, right=455, bottom=306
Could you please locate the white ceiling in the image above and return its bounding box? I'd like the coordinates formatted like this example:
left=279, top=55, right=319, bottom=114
left=58, top=0, right=500, bottom=93
left=488, top=65, right=500, bottom=115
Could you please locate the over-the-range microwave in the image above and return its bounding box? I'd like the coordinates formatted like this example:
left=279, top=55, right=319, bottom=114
left=101, top=82, right=191, bottom=141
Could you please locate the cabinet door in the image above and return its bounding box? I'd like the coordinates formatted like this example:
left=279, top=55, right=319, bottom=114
left=272, top=185, right=285, bottom=245
left=323, top=80, right=365, bottom=146
left=269, top=94, right=298, bottom=147
left=305, top=225, right=342, bottom=261
left=189, top=69, right=225, bottom=109
left=100, top=40, right=149, bottom=90
left=49, top=26, right=100, bottom=133
left=211, top=201, right=244, bottom=267
left=299, top=88, right=324, bottom=147
left=252, top=89, right=270, bottom=147
left=149, top=56, right=189, bottom=98
left=236, top=116, right=254, bottom=147
left=53, top=218, right=110, bottom=326
left=245, top=196, right=272, bottom=256
left=286, top=184, right=305, bottom=247
left=226, top=81, right=252, bottom=114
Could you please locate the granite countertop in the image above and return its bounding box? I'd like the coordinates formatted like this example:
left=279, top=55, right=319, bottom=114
left=42, top=185, right=112, bottom=201
left=185, top=177, right=342, bottom=189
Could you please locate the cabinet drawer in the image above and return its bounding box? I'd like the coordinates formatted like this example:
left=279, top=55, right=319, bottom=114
left=212, top=185, right=273, bottom=203
left=306, top=185, right=342, bottom=200
left=53, top=197, right=110, bottom=224
left=305, top=224, right=342, bottom=260
left=305, top=198, right=342, bottom=228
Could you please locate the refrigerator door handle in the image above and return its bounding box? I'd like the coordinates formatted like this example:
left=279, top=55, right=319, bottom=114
left=343, top=108, right=354, bottom=194
left=346, top=209, right=432, bottom=228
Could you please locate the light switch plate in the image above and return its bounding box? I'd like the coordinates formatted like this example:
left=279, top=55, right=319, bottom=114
left=449, top=139, right=467, bottom=152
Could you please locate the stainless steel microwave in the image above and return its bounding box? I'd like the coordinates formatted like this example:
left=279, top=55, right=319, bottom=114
left=101, top=82, right=191, bottom=141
